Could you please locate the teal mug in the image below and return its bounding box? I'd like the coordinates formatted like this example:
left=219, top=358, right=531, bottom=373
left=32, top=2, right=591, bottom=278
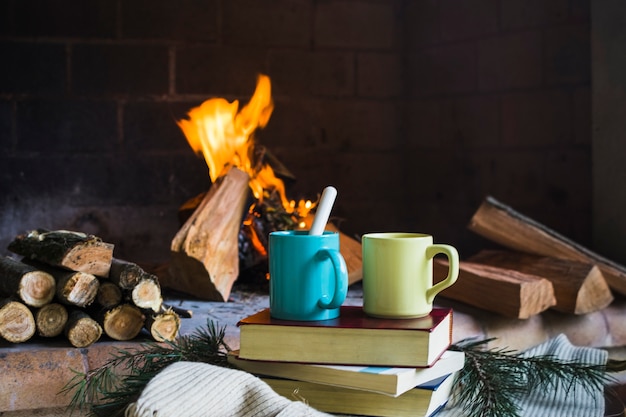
left=269, top=230, right=348, bottom=321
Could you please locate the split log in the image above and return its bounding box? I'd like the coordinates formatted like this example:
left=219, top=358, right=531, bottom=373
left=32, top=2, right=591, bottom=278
left=0, top=256, right=55, bottom=307
left=167, top=167, right=251, bottom=301
left=435, top=259, right=556, bottom=319
left=54, top=270, right=100, bottom=308
left=144, top=308, right=181, bottom=342
left=468, top=196, right=626, bottom=296
left=8, top=229, right=114, bottom=278
left=95, top=281, right=123, bottom=309
left=469, top=250, right=614, bottom=314
left=35, top=303, right=68, bottom=337
left=100, top=304, right=145, bottom=341
left=65, top=310, right=102, bottom=348
left=0, top=299, right=36, bottom=343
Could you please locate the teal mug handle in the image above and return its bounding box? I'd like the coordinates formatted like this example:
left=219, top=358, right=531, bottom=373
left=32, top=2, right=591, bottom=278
left=315, top=248, right=348, bottom=309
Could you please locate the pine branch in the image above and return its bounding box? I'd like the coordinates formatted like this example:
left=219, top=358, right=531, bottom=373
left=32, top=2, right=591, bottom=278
left=449, top=338, right=612, bottom=417
left=61, top=319, right=232, bottom=417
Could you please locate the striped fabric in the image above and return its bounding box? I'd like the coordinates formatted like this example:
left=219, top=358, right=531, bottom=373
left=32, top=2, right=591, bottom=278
left=439, top=334, right=608, bottom=417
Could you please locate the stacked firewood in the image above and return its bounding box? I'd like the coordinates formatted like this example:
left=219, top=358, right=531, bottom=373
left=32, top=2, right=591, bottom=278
left=438, top=196, right=626, bottom=319
left=0, top=229, right=183, bottom=347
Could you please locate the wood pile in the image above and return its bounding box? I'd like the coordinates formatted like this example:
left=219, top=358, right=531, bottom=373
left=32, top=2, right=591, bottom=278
left=438, top=196, right=617, bottom=319
left=0, top=229, right=183, bottom=347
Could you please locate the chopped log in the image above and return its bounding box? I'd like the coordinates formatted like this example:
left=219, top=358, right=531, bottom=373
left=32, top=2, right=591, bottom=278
left=65, top=310, right=102, bottom=348
left=0, top=256, right=55, bottom=307
left=0, top=299, right=36, bottom=343
left=468, top=196, right=626, bottom=296
left=435, top=259, right=556, bottom=319
left=109, top=258, right=146, bottom=289
left=469, top=250, right=614, bottom=314
left=100, top=304, right=145, bottom=341
left=167, top=167, right=251, bottom=301
left=145, top=308, right=181, bottom=342
left=96, top=281, right=123, bottom=309
left=108, top=258, right=163, bottom=311
left=35, top=303, right=68, bottom=337
left=8, top=229, right=114, bottom=278
left=130, top=276, right=162, bottom=312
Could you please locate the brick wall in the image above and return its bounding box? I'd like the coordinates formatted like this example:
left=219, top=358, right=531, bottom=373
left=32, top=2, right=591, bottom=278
left=0, top=0, right=591, bottom=264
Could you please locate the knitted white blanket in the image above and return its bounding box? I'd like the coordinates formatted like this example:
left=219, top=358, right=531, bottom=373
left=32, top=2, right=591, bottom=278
left=125, top=360, right=333, bottom=417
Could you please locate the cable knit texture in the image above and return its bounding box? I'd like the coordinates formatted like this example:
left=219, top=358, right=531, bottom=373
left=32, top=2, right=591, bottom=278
left=124, top=361, right=333, bottom=417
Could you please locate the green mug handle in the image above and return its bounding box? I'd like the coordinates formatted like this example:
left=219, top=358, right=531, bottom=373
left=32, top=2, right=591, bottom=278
left=425, top=244, right=459, bottom=304
left=315, top=248, right=348, bottom=309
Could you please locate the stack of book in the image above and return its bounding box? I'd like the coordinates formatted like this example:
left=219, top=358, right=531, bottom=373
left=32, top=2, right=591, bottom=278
left=230, top=305, right=463, bottom=417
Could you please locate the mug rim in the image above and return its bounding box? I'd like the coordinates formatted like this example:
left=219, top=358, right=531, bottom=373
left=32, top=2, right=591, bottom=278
left=362, top=232, right=432, bottom=239
left=270, top=230, right=337, bottom=237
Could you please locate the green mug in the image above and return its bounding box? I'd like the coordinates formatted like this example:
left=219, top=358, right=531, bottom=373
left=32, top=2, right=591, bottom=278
left=362, top=233, right=459, bottom=318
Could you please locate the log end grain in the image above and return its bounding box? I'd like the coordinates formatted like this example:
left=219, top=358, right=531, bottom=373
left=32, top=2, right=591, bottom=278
left=147, top=310, right=181, bottom=342
left=35, top=303, right=69, bottom=337
left=65, top=311, right=102, bottom=348
left=20, top=270, right=56, bottom=307
left=103, top=304, right=145, bottom=341
left=0, top=300, right=36, bottom=343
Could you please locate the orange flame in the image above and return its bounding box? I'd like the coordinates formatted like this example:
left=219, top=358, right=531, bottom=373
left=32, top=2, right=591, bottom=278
left=177, top=74, right=311, bottom=217
left=178, top=75, right=273, bottom=200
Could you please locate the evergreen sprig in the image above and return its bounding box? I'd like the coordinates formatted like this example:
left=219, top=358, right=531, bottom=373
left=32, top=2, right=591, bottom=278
left=61, top=320, right=232, bottom=417
left=448, top=338, right=614, bottom=417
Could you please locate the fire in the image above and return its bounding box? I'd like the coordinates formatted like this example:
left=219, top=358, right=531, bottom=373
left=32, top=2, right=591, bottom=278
left=177, top=74, right=313, bottom=225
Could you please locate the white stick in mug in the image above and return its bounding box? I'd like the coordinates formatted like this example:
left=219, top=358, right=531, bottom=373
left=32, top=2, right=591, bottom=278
left=309, top=186, right=337, bottom=236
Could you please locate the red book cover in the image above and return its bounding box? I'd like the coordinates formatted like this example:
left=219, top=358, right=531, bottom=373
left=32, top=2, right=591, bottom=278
left=237, top=306, right=452, bottom=332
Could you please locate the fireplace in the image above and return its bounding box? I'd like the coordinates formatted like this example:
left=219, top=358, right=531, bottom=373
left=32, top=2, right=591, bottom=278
left=0, top=1, right=596, bottom=268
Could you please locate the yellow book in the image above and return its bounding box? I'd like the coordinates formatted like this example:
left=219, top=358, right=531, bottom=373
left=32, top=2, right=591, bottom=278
left=228, top=349, right=464, bottom=397
left=237, top=306, right=453, bottom=367
left=262, top=372, right=457, bottom=417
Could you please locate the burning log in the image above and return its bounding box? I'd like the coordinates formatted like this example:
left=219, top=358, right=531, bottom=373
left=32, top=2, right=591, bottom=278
left=0, top=256, right=56, bottom=307
left=435, top=259, right=556, bottom=319
left=34, top=303, right=68, bottom=337
left=0, top=299, right=36, bottom=343
left=469, top=250, right=613, bottom=314
left=65, top=310, right=102, bottom=348
left=144, top=308, right=181, bottom=342
left=8, top=229, right=114, bottom=278
left=99, top=304, right=145, bottom=341
left=468, top=196, right=626, bottom=296
left=166, top=167, right=251, bottom=301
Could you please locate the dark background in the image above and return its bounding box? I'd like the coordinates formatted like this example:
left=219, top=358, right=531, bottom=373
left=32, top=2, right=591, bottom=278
left=0, top=0, right=593, bottom=266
